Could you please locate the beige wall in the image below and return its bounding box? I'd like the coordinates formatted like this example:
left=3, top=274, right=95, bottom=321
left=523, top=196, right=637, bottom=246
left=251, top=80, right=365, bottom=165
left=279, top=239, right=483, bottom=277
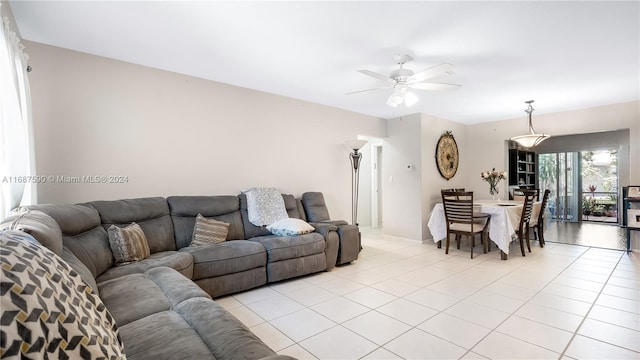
left=383, top=102, right=638, bottom=246
left=383, top=114, right=423, bottom=240
left=464, top=101, right=639, bottom=198
left=382, top=113, right=468, bottom=241
left=23, top=40, right=639, bottom=248
left=25, top=41, right=387, bottom=222
left=421, top=114, right=469, bottom=241
left=461, top=101, right=640, bottom=250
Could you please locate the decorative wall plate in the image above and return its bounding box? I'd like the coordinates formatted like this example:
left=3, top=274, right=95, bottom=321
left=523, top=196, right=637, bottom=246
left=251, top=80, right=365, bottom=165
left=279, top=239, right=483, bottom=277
left=435, top=131, right=459, bottom=180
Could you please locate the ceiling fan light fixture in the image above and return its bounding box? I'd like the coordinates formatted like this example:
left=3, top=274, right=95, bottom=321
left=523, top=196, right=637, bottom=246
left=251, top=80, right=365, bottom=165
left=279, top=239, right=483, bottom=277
left=349, top=55, right=460, bottom=108
left=404, top=91, right=419, bottom=107
left=387, top=93, right=403, bottom=107
left=510, top=100, right=551, bottom=148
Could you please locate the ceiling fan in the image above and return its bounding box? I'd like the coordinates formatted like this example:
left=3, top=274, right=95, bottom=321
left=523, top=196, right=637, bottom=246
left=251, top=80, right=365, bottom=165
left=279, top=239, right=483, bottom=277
left=347, top=54, right=461, bottom=107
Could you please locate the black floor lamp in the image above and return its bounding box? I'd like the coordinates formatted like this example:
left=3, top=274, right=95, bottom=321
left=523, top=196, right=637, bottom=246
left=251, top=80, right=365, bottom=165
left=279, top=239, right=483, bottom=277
left=345, top=139, right=368, bottom=226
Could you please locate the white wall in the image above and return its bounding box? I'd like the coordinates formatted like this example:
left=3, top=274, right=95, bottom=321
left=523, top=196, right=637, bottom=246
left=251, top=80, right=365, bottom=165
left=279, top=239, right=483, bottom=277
left=382, top=102, right=638, bottom=246
left=383, top=114, right=423, bottom=240
left=22, top=41, right=640, bottom=249
left=464, top=101, right=639, bottom=198
left=463, top=101, right=640, bottom=249
left=421, top=114, right=469, bottom=241
left=25, top=41, right=387, bottom=222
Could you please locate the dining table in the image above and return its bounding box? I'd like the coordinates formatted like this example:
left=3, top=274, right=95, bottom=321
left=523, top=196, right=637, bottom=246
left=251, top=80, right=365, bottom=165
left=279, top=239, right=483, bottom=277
left=427, top=199, right=542, bottom=260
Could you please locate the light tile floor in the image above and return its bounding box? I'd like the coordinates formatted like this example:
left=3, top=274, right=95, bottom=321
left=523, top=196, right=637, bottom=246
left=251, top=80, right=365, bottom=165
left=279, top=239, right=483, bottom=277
left=216, top=229, right=640, bottom=359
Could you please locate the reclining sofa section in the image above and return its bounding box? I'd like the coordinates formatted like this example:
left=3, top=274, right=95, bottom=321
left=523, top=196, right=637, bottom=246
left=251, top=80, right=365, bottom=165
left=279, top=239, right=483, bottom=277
left=24, top=194, right=340, bottom=299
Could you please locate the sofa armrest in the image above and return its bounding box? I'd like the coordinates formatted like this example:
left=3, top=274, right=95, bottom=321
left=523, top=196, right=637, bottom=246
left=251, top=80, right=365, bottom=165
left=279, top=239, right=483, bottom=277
left=309, top=222, right=339, bottom=271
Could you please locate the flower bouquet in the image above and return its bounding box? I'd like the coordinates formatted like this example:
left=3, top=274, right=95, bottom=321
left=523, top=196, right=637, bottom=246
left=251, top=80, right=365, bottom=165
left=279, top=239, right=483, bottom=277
left=481, top=168, right=506, bottom=200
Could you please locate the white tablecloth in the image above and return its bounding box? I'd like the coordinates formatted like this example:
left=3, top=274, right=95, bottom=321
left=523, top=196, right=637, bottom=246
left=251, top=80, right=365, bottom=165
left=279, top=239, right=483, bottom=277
left=427, top=200, right=541, bottom=255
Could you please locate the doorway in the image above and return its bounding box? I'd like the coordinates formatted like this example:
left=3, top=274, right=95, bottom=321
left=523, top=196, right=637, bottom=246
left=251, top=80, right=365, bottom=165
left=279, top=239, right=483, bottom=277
left=580, top=150, right=619, bottom=224
left=538, top=152, right=580, bottom=222
left=538, top=149, right=622, bottom=249
left=371, top=144, right=383, bottom=228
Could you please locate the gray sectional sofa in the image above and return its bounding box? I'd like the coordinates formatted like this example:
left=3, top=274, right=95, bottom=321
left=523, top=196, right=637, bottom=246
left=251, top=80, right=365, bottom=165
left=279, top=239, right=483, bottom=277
left=0, top=192, right=352, bottom=360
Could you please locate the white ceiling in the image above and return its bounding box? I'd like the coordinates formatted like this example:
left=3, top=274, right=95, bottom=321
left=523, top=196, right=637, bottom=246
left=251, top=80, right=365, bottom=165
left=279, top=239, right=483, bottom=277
left=9, top=1, right=640, bottom=124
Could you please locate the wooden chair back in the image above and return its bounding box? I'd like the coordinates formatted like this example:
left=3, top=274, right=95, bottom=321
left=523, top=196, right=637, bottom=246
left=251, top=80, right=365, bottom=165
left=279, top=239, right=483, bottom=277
left=538, top=189, right=550, bottom=223
left=514, top=188, right=540, bottom=202
left=519, top=189, right=538, bottom=228
left=441, top=190, right=474, bottom=230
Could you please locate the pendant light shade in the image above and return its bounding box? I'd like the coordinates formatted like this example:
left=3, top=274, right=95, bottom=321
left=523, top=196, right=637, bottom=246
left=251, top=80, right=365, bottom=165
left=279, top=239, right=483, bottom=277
left=510, top=100, right=550, bottom=148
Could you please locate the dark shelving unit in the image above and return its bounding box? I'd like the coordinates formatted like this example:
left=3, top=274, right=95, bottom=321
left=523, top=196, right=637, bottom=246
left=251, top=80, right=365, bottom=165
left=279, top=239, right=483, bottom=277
left=508, top=145, right=537, bottom=190
left=622, top=186, right=640, bottom=253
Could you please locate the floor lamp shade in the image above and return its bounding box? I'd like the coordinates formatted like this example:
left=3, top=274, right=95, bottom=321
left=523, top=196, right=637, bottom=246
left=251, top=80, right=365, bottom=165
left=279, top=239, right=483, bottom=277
left=346, top=139, right=368, bottom=225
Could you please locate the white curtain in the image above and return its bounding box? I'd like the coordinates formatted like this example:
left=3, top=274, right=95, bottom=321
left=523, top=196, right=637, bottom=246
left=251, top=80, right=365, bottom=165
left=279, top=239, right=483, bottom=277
left=0, top=3, right=34, bottom=219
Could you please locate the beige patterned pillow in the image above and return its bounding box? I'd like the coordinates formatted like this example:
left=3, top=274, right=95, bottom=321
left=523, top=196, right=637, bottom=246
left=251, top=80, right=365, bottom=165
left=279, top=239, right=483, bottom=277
left=1, top=230, right=125, bottom=359
left=191, top=214, right=229, bottom=246
left=108, top=222, right=150, bottom=265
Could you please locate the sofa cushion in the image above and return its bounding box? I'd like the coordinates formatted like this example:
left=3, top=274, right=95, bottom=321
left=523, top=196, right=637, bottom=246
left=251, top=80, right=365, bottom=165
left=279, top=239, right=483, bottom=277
left=29, top=203, right=113, bottom=278
left=89, top=197, right=176, bottom=253
left=179, top=240, right=267, bottom=280
left=267, top=218, right=315, bottom=236
left=61, top=245, right=99, bottom=295
left=96, top=251, right=194, bottom=283
left=283, top=194, right=304, bottom=219
left=118, top=310, right=215, bottom=360
left=174, top=297, right=280, bottom=360
left=168, top=195, right=245, bottom=248
left=249, top=232, right=325, bottom=262
left=194, top=268, right=267, bottom=299
left=98, top=267, right=209, bottom=327
left=0, top=230, right=125, bottom=359
left=108, top=222, right=151, bottom=265
left=0, top=209, right=63, bottom=255
left=301, top=192, right=331, bottom=222
left=191, top=214, right=229, bottom=246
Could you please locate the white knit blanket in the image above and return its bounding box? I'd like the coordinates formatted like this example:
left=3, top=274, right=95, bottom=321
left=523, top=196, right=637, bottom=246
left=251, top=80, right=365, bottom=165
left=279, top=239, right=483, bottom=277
left=242, top=187, right=288, bottom=226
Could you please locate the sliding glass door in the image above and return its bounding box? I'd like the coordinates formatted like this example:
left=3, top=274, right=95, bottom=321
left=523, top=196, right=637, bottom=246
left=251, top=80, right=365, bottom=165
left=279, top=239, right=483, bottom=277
left=539, top=149, right=618, bottom=224
left=538, top=152, right=580, bottom=222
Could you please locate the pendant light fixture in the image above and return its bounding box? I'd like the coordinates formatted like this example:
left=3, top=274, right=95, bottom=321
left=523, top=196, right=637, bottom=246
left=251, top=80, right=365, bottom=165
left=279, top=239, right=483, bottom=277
left=510, top=100, right=550, bottom=148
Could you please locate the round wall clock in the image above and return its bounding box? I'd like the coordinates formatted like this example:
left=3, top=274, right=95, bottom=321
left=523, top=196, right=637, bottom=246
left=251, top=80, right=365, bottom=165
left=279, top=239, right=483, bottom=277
left=435, top=131, right=459, bottom=180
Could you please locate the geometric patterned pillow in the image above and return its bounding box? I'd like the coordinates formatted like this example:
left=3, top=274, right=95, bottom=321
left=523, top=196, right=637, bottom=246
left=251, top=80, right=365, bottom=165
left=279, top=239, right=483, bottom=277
left=0, top=229, right=126, bottom=359
left=190, top=214, right=229, bottom=246
left=107, top=222, right=150, bottom=266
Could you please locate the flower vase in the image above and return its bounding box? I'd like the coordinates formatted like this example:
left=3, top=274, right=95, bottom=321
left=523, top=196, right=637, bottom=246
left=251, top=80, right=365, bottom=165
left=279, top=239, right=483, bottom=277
left=489, top=182, right=499, bottom=201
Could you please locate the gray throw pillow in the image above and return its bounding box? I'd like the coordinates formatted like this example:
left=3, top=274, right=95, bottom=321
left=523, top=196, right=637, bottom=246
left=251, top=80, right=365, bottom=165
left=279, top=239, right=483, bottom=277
left=108, top=222, right=150, bottom=265
left=191, top=214, right=229, bottom=246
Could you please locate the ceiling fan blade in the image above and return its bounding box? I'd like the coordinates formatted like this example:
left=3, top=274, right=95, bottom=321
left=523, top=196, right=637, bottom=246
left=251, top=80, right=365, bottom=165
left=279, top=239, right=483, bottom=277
left=408, top=63, right=454, bottom=83
left=357, top=69, right=396, bottom=83
left=345, top=84, right=394, bottom=95
left=409, top=82, right=461, bottom=91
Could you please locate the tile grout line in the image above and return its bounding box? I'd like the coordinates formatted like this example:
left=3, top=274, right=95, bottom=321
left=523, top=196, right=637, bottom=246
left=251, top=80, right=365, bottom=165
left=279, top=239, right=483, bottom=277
left=267, top=233, right=632, bottom=359
left=451, top=242, right=584, bottom=359
left=558, top=249, right=631, bottom=358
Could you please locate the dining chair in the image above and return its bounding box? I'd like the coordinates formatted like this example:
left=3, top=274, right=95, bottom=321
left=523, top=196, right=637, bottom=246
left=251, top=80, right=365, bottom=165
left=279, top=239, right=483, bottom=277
left=443, top=188, right=465, bottom=192
left=436, top=188, right=467, bottom=249
left=514, top=188, right=539, bottom=202
left=516, top=189, right=538, bottom=256
left=442, top=188, right=465, bottom=200
left=529, top=189, right=550, bottom=247
left=441, top=190, right=491, bottom=259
